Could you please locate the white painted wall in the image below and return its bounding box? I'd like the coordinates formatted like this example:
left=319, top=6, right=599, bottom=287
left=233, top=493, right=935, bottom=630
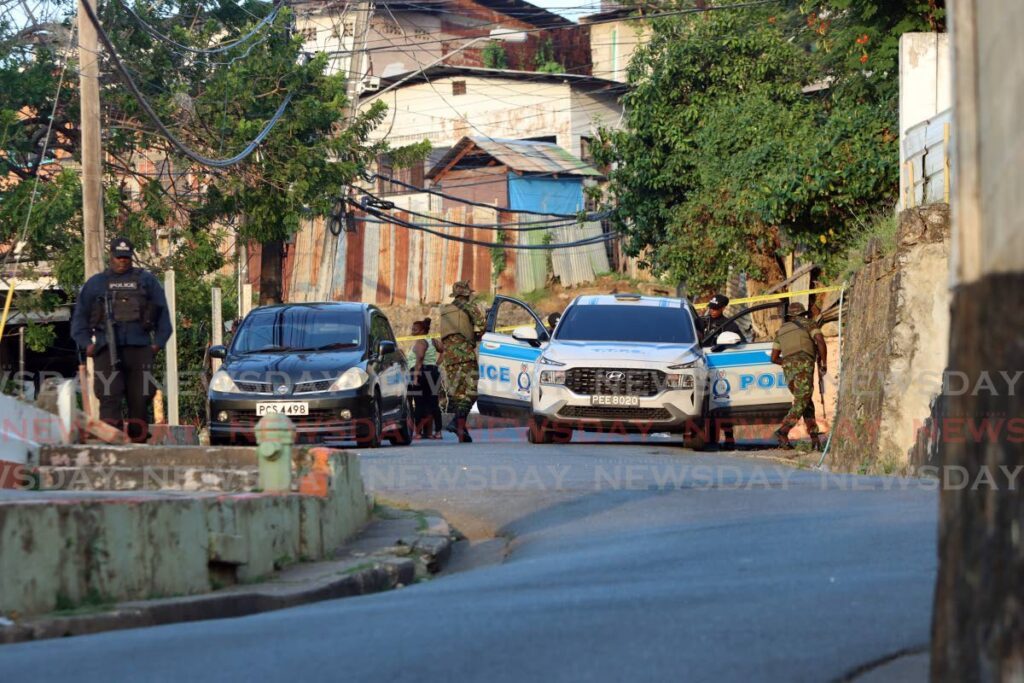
left=365, top=76, right=623, bottom=156
left=899, top=33, right=951, bottom=209
left=589, top=20, right=649, bottom=83
left=570, top=89, right=624, bottom=156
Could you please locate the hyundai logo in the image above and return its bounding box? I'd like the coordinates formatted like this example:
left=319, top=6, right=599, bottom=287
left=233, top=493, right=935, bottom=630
left=275, top=384, right=290, bottom=396
left=605, top=371, right=626, bottom=382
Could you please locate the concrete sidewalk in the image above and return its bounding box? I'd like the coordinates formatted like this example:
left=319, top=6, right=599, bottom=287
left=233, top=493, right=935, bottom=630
left=0, top=507, right=454, bottom=644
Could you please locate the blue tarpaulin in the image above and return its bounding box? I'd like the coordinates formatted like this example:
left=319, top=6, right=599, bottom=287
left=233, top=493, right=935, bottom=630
left=507, top=175, right=584, bottom=216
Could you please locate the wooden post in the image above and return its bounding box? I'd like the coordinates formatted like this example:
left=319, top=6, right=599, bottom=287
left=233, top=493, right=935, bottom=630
left=240, top=282, right=252, bottom=317
left=79, top=0, right=105, bottom=421
left=78, top=0, right=105, bottom=279
left=211, top=286, right=223, bottom=372
left=944, top=122, right=952, bottom=204
left=907, top=161, right=916, bottom=208
left=153, top=389, right=165, bottom=424
left=164, top=270, right=179, bottom=426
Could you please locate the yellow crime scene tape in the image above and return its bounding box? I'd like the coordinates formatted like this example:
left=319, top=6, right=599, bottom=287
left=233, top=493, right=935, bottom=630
left=394, top=285, right=844, bottom=342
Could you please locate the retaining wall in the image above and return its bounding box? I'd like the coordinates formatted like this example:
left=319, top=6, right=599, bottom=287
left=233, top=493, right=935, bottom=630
left=829, top=205, right=951, bottom=473
left=0, top=447, right=371, bottom=618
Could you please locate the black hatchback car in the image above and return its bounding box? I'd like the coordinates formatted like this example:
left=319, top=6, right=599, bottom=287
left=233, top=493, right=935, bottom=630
left=207, top=302, right=413, bottom=447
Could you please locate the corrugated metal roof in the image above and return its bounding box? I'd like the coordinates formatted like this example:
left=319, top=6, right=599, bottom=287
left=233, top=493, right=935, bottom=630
left=428, top=137, right=602, bottom=179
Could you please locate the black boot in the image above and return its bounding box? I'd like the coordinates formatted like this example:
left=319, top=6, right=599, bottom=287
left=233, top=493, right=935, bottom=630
left=775, top=427, right=793, bottom=450
left=456, top=409, right=473, bottom=443
left=810, top=433, right=823, bottom=451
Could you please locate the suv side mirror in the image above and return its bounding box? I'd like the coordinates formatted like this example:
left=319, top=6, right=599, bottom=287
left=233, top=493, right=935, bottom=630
left=512, top=325, right=538, bottom=342
left=512, top=325, right=545, bottom=347
left=378, top=340, right=397, bottom=357
left=209, top=345, right=228, bottom=360
left=716, top=331, right=742, bottom=346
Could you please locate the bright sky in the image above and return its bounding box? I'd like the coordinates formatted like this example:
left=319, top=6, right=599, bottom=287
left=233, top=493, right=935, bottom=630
left=530, top=0, right=603, bottom=21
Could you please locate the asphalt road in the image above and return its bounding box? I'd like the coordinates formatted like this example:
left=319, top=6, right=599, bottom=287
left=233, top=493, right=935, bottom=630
left=0, top=430, right=938, bottom=682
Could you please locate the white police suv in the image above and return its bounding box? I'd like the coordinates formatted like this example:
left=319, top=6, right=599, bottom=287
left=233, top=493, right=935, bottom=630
left=476, top=293, right=794, bottom=447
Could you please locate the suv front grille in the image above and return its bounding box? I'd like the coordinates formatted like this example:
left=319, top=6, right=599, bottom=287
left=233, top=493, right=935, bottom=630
left=564, top=368, right=666, bottom=397
left=558, top=406, right=673, bottom=421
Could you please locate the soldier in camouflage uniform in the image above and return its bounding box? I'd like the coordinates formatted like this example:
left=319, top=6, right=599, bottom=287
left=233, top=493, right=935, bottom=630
left=437, top=280, right=485, bottom=443
left=771, top=302, right=827, bottom=450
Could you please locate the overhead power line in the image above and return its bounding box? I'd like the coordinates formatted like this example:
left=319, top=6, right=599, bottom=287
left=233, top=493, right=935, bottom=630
left=356, top=187, right=610, bottom=230
left=80, top=0, right=294, bottom=168
left=368, top=173, right=605, bottom=219
left=321, top=0, right=779, bottom=56
left=117, top=0, right=283, bottom=55
left=358, top=205, right=620, bottom=250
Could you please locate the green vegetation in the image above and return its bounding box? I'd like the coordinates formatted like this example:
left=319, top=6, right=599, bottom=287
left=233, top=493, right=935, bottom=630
left=0, top=1, right=407, bottom=422
left=834, top=212, right=899, bottom=283
left=490, top=229, right=509, bottom=285
left=53, top=589, right=114, bottom=615
left=534, top=39, right=564, bottom=74
left=482, top=42, right=509, bottom=69
left=593, top=1, right=946, bottom=292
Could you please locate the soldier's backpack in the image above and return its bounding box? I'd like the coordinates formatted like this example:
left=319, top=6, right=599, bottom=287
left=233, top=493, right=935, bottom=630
left=776, top=317, right=817, bottom=360
left=438, top=303, right=474, bottom=341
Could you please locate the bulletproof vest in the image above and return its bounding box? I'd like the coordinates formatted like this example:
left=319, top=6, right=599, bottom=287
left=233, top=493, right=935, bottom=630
left=776, top=318, right=817, bottom=360
left=90, top=270, right=156, bottom=330
left=439, top=303, right=474, bottom=341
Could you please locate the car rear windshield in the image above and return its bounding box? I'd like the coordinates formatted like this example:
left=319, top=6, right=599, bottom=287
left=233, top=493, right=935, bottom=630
left=555, top=304, right=696, bottom=344
left=231, top=307, right=364, bottom=354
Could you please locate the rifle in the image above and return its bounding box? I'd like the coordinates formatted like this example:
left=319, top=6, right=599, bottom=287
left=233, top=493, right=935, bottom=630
left=818, top=363, right=827, bottom=421
left=103, top=293, right=119, bottom=369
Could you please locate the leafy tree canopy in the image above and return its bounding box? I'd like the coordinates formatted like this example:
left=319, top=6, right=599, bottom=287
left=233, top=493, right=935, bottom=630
left=0, top=0, right=395, bottom=421
left=593, top=0, right=945, bottom=292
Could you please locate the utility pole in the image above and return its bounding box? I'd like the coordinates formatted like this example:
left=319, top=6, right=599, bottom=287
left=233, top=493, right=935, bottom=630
left=211, top=286, right=223, bottom=373
left=78, top=0, right=105, bottom=277
left=165, top=270, right=179, bottom=426
left=314, top=0, right=374, bottom=301
left=79, top=0, right=105, bottom=422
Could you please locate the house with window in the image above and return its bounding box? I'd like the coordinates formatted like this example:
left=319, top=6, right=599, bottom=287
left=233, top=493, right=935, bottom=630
left=363, top=64, right=624, bottom=197
left=580, top=5, right=650, bottom=83
left=292, top=0, right=591, bottom=81
left=426, top=136, right=601, bottom=213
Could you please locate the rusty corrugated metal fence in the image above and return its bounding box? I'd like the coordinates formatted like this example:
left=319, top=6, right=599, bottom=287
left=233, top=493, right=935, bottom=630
left=284, top=209, right=611, bottom=304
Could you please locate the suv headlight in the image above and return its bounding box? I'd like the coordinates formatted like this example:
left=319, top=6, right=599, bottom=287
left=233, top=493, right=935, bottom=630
left=540, top=370, right=566, bottom=385
left=210, top=369, right=240, bottom=393
left=538, top=353, right=565, bottom=367
left=329, top=367, right=369, bottom=391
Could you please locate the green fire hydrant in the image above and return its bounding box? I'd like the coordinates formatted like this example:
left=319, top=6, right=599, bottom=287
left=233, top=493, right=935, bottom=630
left=255, top=413, right=296, bottom=492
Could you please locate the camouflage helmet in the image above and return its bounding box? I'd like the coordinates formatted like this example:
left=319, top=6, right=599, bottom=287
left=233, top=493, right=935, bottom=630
left=451, top=280, right=474, bottom=298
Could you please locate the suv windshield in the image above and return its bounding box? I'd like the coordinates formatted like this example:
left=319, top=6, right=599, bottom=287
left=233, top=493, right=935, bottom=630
left=555, top=304, right=696, bottom=344
left=231, top=306, right=364, bottom=354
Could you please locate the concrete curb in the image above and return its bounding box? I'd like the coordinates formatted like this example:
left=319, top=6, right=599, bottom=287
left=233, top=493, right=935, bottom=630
left=0, top=510, right=454, bottom=645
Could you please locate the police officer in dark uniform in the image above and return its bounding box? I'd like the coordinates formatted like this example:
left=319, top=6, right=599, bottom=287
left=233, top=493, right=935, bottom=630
left=70, top=237, right=173, bottom=443
left=700, top=294, right=746, bottom=345
left=701, top=294, right=746, bottom=450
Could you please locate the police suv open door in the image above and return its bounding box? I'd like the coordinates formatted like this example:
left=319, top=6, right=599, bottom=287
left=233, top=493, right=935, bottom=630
left=701, top=303, right=793, bottom=422
left=477, top=296, right=549, bottom=418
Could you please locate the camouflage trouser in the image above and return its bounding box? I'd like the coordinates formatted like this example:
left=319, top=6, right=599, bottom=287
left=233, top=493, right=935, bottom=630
left=779, top=356, right=818, bottom=435
left=439, top=335, right=478, bottom=413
